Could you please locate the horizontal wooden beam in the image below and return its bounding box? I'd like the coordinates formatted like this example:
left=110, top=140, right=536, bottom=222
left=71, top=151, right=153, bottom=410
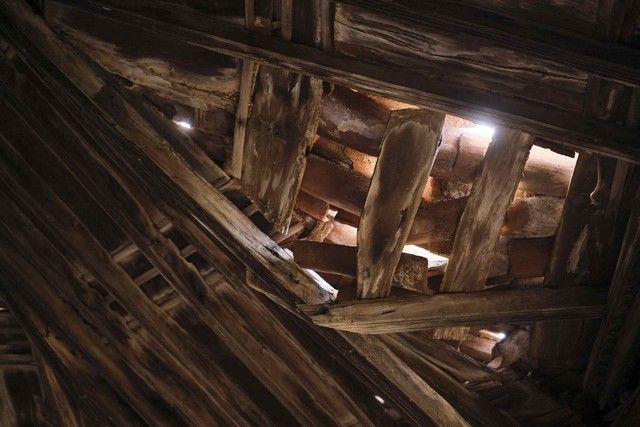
left=48, top=0, right=640, bottom=161
left=299, top=287, right=607, bottom=334
left=339, top=0, right=640, bottom=87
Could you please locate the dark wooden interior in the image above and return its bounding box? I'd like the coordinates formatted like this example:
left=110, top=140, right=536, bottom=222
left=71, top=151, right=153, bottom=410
left=0, top=1, right=639, bottom=425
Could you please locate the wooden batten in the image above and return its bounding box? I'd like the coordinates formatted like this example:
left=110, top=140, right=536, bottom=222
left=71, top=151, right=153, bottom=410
left=357, top=109, right=444, bottom=298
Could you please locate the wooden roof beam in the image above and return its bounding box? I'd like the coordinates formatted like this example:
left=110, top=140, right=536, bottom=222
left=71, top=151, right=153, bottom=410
left=299, top=287, right=608, bottom=334
left=340, top=0, right=640, bottom=87
left=0, top=3, right=474, bottom=424
left=46, top=0, right=640, bottom=162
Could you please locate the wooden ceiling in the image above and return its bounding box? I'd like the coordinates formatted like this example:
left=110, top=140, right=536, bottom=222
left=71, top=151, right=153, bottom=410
left=0, top=0, right=639, bottom=425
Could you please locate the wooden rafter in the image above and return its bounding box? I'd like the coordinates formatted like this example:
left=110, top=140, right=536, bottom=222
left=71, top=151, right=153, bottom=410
left=45, top=0, right=640, bottom=162
left=299, top=287, right=607, bottom=334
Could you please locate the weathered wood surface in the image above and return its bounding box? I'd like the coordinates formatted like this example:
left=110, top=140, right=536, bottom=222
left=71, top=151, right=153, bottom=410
left=228, top=0, right=258, bottom=178
left=334, top=3, right=586, bottom=114
left=46, top=0, right=640, bottom=161
left=0, top=4, right=479, bottom=424
left=241, top=66, right=324, bottom=231
left=357, top=109, right=443, bottom=298
left=0, top=137, right=263, bottom=424
left=530, top=81, right=639, bottom=370
left=381, top=335, right=516, bottom=427
left=585, top=182, right=640, bottom=406
left=302, top=154, right=560, bottom=245
left=300, top=287, right=607, bottom=334
left=441, top=129, right=533, bottom=292
left=337, top=0, right=639, bottom=87
left=33, top=350, right=86, bottom=427
left=240, top=0, right=325, bottom=232
left=287, top=240, right=431, bottom=293
left=0, top=35, right=376, bottom=426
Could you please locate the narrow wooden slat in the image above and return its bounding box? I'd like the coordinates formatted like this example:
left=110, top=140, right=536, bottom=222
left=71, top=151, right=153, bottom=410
left=33, top=351, right=86, bottom=427
left=229, top=0, right=258, bottom=178
left=299, top=287, right=607, bottom=334
left=441, top=128, right=533, bottom=292
left=357, top=109, right=444, bottom=298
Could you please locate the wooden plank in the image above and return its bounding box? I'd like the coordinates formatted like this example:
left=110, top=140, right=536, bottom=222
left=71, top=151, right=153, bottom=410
left=587, top=183, right=640, bottom=406
left=0, top=60, right=372, bottom=426
left=288, top=240, right=431, bottom=293
left=0, top=5, right=490, bottom=423
left=339, top=0, right=640, bottom=87
left=43, top=0, right=640, bottom=162
left=441, top=128, right=533, bottom=292
left=241, top=66, right=324, bottom=231
left=299, top=287, right=607, bottom=334
left=357, top=109, right=444, bottom=298
left=229, top=0, right=259, bottom=178
left=240, top=0, right=325, bottom=232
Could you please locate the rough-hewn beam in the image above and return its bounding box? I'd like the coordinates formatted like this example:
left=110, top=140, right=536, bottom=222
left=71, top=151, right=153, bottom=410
left=299, top=287, right=607, bottom=334
left=47, top=0, right=640, bottom=162
left=0, top=44, right=372, bottom=425
left=339, top=0, right=640, bottom=87
left=441, top=128, right=533, bottom=292
left=288, top=240, right=431, bottom=293
left=357, top=109, right=443, bottom=298
left=586, top=183, right=640, bottom=406
left=0, top=3, right=469, bottom=424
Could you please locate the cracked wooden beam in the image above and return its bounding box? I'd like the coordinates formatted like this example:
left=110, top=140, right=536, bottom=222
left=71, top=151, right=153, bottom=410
left=440, top=128, right=534, bottom=292
left=357, top=109, right=444, bottom=298
left=299, top=287, right=607, bottom=334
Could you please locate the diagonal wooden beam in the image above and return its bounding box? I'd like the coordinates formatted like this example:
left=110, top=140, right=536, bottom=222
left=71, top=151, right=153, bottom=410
left=0, top=194, right=249, bottom=425
left=287, top=240, right=432, bottom=293
left=586, top=182, right=640, bottom=406
left=0, top=52, right=371, bottom=425
left=0, top=4, right=518, bottom=424
left=299, top=287, right=607, bottom=334
left=45, top=0, right=640, bottom=162
left=441, top=128, right=533, bottom=292
left=357, top=109, right=443, bottom=298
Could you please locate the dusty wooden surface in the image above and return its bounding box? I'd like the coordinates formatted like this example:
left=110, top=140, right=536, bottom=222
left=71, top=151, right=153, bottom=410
left=357, top=109, right=443, bottom=298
